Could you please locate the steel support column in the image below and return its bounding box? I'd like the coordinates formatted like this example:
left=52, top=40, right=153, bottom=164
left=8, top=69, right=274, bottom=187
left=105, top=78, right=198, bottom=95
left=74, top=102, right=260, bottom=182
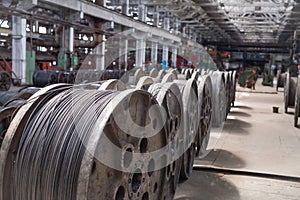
left=12, top=16, right=26, bottom=84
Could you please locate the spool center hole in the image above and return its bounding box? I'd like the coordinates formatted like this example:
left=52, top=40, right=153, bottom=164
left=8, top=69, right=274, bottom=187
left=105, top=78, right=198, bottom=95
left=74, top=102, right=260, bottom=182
left=132, top=169, right=142, bottom=193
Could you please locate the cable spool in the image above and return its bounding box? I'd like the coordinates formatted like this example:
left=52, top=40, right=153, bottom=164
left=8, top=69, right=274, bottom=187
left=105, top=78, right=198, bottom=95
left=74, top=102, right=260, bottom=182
left=17, top=87, right=40, bottom=100
left=1, top=86, right=168, bottom=200
left=120, top=70, right=130, bottom=84
left=0, top=98, right=27, bottom=148
left=77, top=89, right=167, bottom=200
left=184, top=69, right=192, bottom=80
left=181, top=68, right=186, bottom=75
left=136, top=76, right=155, bottom=90
left=167, top=69, right=178, bottom=80
left=156, top=70, right=167, bottom=82
left=276, top=72, right=286, bottom=92
left=224, top=71, right=232, bottom=115
left=230, top=71, right=237, bottom=107
left=148, top=82, right=183, bottom=199
left=127, top=68, right=146, bottom=87
left=0, top=84, right=72, bottom=200
left=294, top=75, right=300, bottom=127
left=0, top=71, right=11, bottom=91
left=149, top=68, right=159, bottom=78
left=0, top=92, right=19, bottom=105
left=196, top=75, right=213, bottom=157
left=284, top=72, right=297, bottom=113
left=32, top=70, right=58, bottom=87
left=173, top=79, right=199, bottom=180
left=210, top=71, right=227, bottom=127
left=200, top=69, right=207, bottom=76
left=191, top=71, right=200, bottom=82
left=98, top=79, right=127, bottom=91
left=161, top=73, right=177, bottom=84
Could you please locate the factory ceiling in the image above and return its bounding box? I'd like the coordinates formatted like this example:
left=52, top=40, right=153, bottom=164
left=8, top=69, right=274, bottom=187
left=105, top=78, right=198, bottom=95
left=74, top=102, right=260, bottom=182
left=112, top=0, right=300, bottom=52
left=1, top=0, right=300, bottom=53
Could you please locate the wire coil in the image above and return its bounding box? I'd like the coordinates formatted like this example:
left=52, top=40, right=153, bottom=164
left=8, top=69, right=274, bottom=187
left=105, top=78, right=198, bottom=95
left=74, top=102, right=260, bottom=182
left=12, top=89, right=117, bottom=200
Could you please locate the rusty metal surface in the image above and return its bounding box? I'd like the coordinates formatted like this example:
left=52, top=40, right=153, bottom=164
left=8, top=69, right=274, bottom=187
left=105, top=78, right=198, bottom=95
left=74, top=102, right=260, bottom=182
left=148, top=82, right=183, bottom=199
left=77, top=90, right=167, bottom=200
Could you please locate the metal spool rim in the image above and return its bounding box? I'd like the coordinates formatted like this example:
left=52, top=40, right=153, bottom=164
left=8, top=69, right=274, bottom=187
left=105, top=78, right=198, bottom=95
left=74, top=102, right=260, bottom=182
left=136, top=76, right=155, bottom=90
left=174, top=79, right=199, bottom=179
left=161, top=73, right=176, bottom=84
left=98, top=79, right=127, bottom=91
left=284, top=72, right=290, bottom=113
left=294, top=75, right=300, bottom=127
left=77, top=89, right=168, bottom=200
left=0, top=84, right=72, bottom=200
left=191, top=71, right=200, bottom=82
left=168, top=69, right=178, bottom=80
left=149, top=68, right=158, bottom=78
left=157, top=70, right=166, bottom=81
left=231, top=71, right=237, bottom=105
left=197, top=75, right=213, bottom=157
left=210, top=71, right=226, bottom=127
left=149, top=82, right=182, bottom=199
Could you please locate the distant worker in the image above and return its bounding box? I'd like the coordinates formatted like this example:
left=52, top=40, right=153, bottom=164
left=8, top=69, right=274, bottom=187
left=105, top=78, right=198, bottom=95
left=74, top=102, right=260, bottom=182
left=246, top=69, right=258, bottom=90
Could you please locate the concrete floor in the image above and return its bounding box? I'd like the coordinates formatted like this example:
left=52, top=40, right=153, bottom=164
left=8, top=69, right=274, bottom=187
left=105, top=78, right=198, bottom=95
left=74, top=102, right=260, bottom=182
left=175, top=79, right=300, bottom=199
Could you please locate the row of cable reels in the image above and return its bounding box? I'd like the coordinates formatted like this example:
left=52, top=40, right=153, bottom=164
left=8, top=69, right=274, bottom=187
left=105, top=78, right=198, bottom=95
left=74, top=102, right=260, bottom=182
left=0, top=67, right=237, bottom=200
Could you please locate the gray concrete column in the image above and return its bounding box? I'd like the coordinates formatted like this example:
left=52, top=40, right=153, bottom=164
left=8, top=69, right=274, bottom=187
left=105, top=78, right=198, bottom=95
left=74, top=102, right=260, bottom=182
left=151, top=42, right=158, bottom=65
left=122, top=0, right=129, bottom=16
left=138, top=1, right=146, bottom=22
left=172, top=47, right=178, bottom=68
left=136, top=39, right=146, bottom=70
left=12, top=16, right=26, bottom=84
left=95, top=35, right=106, bottom=71
left=119, top=38, right=128, bottom=70
left=68, top=27, right=74, bottom=53
left=154, top=6, right=160, bottom=27
left=163, top=45, right=169, bottom=65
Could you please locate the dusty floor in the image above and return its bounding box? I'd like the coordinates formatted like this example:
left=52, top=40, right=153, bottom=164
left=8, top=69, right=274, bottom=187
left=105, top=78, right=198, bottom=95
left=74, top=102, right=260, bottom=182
left=175, top=78, right=300, bottom=200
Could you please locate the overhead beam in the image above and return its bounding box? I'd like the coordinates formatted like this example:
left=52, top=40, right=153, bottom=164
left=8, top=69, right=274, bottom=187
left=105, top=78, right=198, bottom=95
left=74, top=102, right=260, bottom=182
left=39, top=0, right=181, bottom=42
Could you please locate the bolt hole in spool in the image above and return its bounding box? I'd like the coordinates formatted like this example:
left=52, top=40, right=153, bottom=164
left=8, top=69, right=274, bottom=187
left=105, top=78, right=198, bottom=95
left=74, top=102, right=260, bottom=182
left=153, top=182, right=158, bottom=193
left=142, top=192, right=149, bottom=200
left=139, top=138, right=148, bottom=154
left=132, top=169, right=143, bottom=193
left=115, top=186, right=125, bottom=200
left=147, top=158, right=155, bottom=177
left=123, top=147, right=133, bottom=168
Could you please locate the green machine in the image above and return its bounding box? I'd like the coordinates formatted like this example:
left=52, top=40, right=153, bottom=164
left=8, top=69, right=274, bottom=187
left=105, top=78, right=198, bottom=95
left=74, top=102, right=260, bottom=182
left=58, top=49, right=68, bottom=70
left=26, top=51, right=36, bottom=84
